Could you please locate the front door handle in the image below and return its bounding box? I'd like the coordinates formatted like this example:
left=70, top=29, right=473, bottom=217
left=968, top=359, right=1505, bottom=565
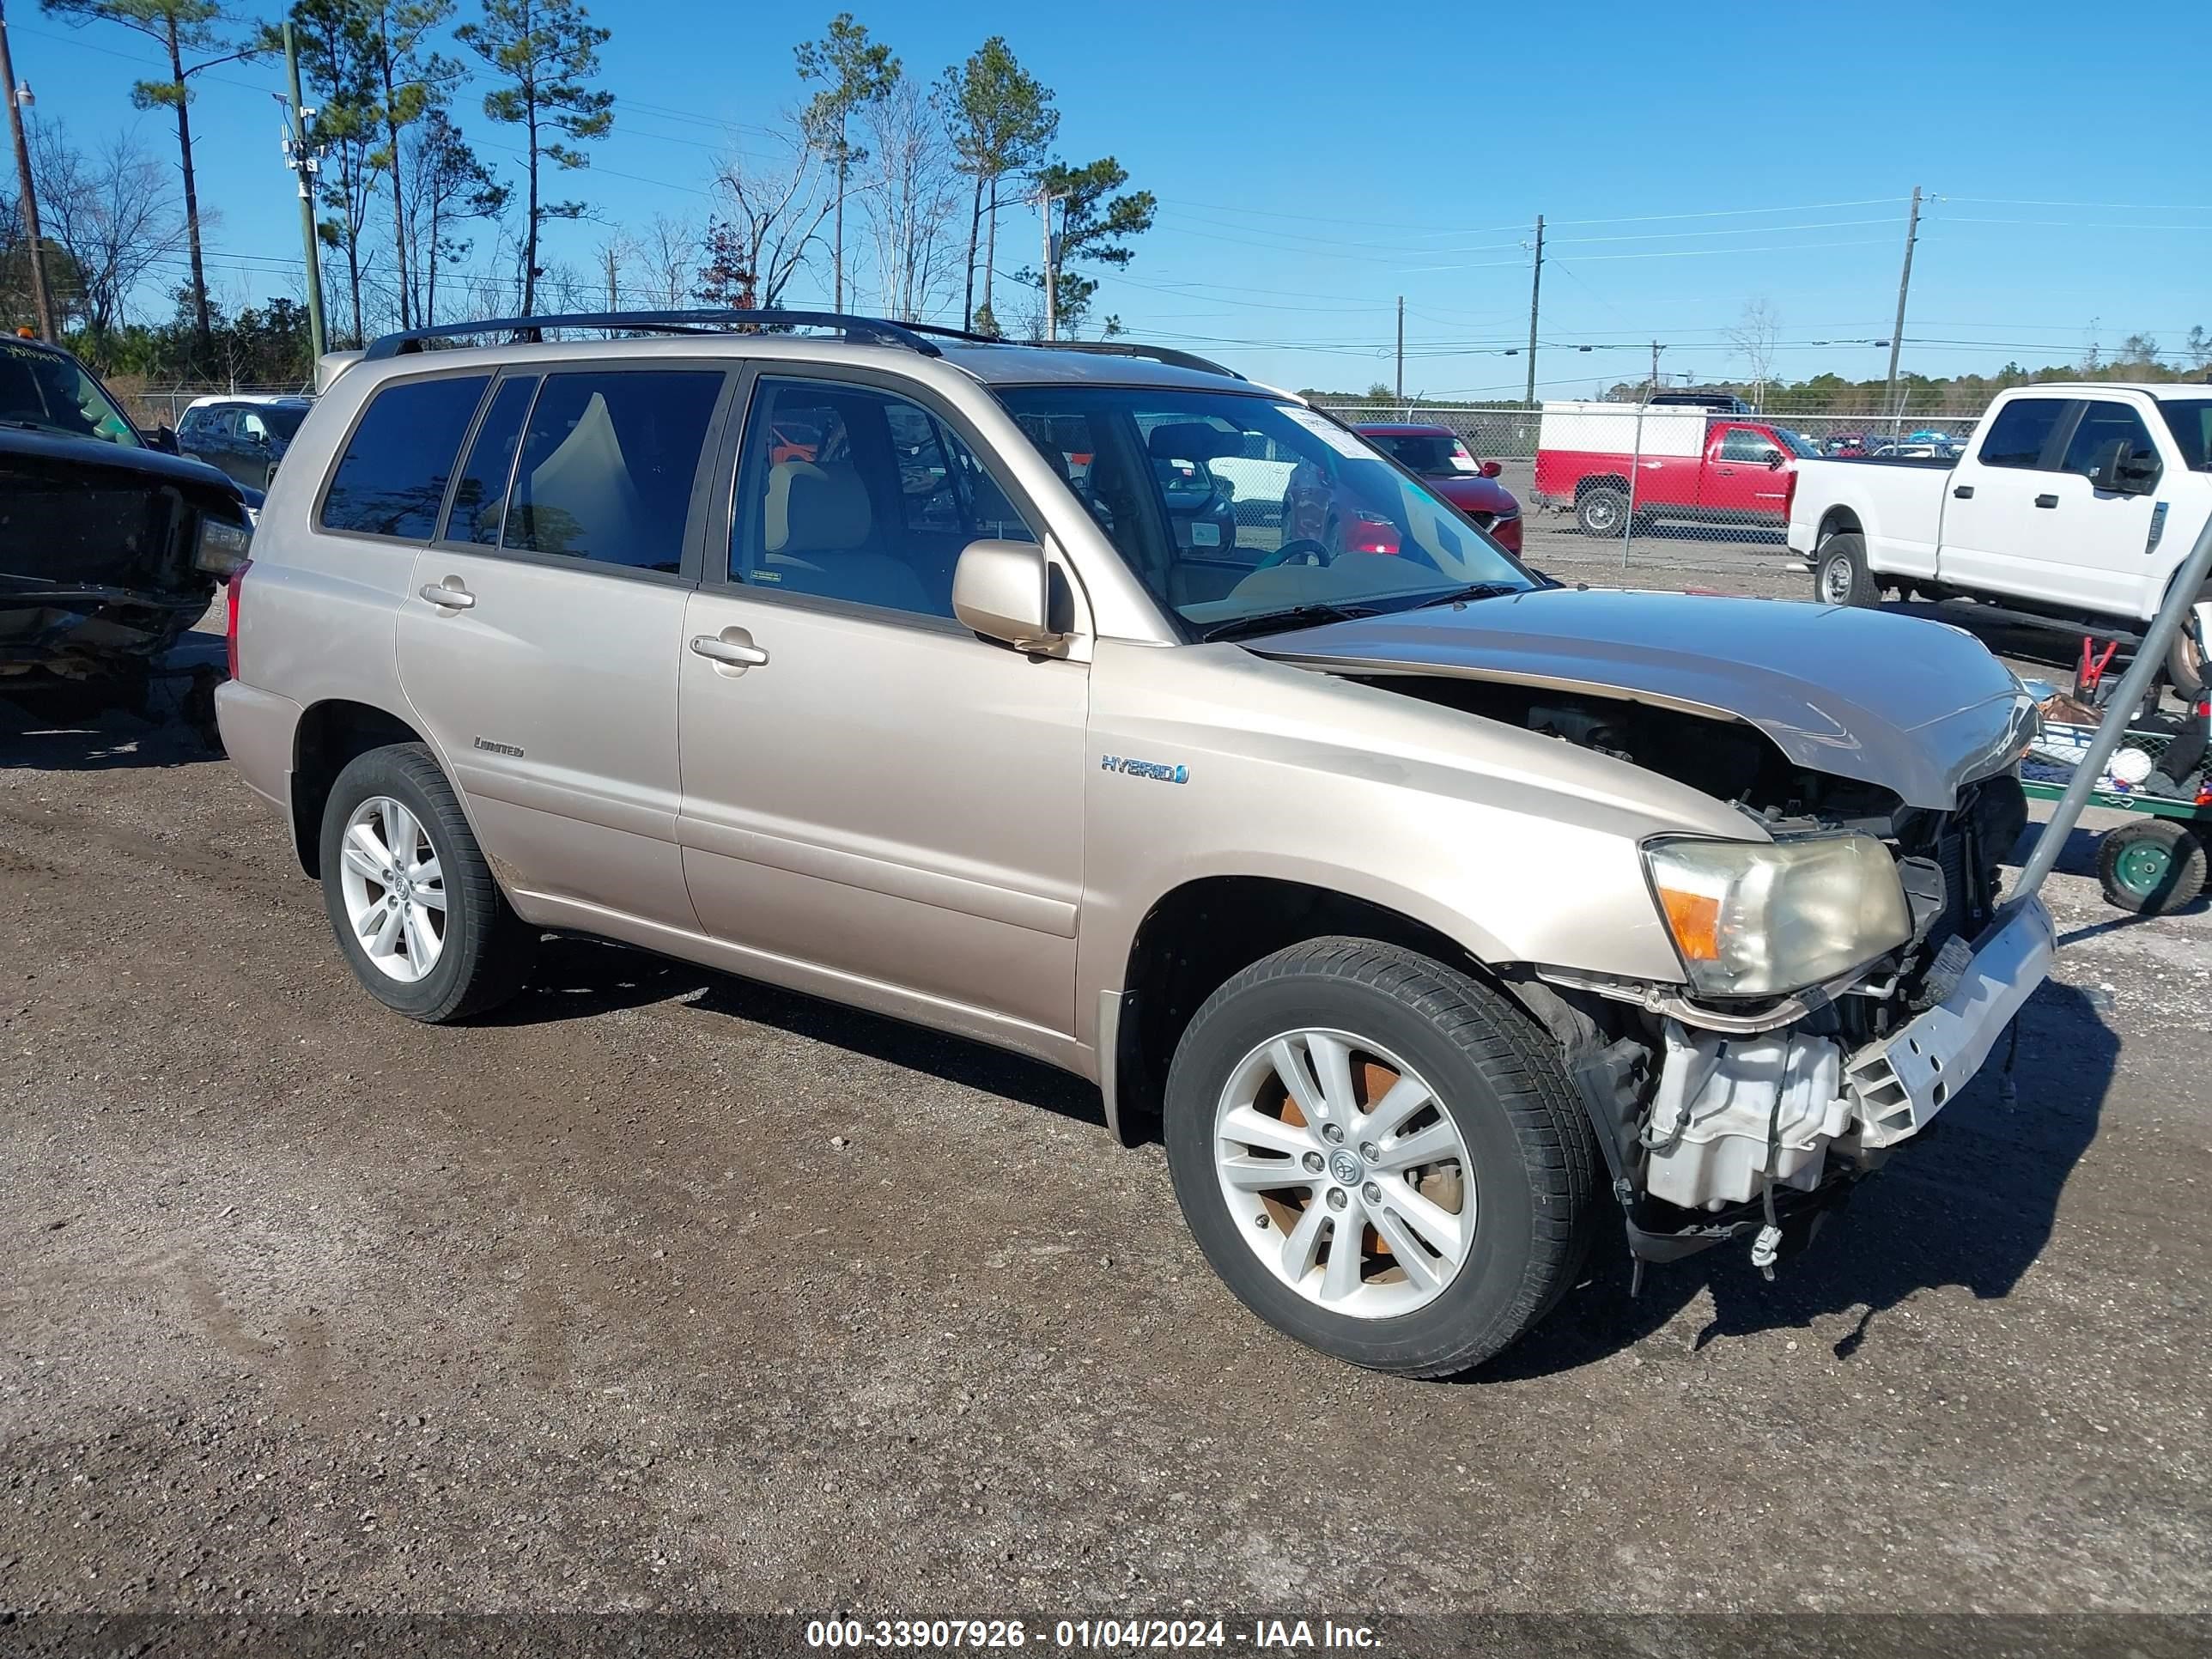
left=1953, top=484, right=1975, bottom=499
left=690, top=631, right=769, bottom=670
left=418, top=580, right=475, bottom=610
left=2034, top=494, right=2059, bottom=509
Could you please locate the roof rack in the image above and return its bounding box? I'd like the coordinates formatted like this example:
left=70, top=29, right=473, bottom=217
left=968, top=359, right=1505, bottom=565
left=898, top=323, right=1244, bottom=381
left=361, top=308, right=944, bottom=362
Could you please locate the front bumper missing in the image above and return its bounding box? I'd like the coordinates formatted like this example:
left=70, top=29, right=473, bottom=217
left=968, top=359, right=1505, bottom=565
left=1844, top=896, right=2055, bottom=1147
left=1619, top=896, right=2054, bottom=1261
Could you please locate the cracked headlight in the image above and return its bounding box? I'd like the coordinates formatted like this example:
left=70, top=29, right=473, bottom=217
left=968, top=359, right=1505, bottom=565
left=1644, top=832, right=1912, bottom=999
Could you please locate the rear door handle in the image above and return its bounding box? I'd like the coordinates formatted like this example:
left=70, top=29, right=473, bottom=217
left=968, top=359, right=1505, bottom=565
left=2034, top=494, right=2059, bottom=509
left=1952, top=484, right=1974, bottom=499
left=690, top=632, right=769, bottom=669
left=418, top=580, right=475, bottom=610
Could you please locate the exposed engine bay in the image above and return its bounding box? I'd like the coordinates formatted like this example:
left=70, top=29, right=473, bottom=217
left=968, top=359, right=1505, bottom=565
left=1346, top=670, right=2035, bottom=1250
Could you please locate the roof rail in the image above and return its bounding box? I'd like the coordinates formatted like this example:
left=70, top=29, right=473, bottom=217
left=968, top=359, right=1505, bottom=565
left=360, top=309, right=944, bottom=362
left=899, top=323, right=1245, bottom=381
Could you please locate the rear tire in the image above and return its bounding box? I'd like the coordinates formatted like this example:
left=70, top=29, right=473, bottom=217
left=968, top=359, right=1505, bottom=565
left=1816, top=532, right=1880, bottom=607
left=1575, top=486, right=1628, bottom=538
left=2096, top=818, right=2207, bottom=915
left=318, top=743, right=537, bottom=1021
left=1163, top=938, right=1599, bottom=1378
left=2166, top=583, right=2209, bottom=697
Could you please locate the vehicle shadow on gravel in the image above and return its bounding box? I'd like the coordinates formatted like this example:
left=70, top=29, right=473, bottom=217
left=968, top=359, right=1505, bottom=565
left=0, top=688, right=223, bottom=772
left=1480, top=978, right=2118, bottom=1382
left=485, top=935, right=1108, bottom=1127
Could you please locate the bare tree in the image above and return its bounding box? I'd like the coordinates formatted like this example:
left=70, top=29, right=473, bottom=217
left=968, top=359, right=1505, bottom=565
left=860, top=80, right=959, bottom=322
left=696, top=118, right=833, bottom=310
left=637, top=212, right=695, bottom=309
left=398, top=106, right=507, bottom=326
left=1728, top=296, right=1781, bottom=411
left=30, top=121, right=184, bottom=336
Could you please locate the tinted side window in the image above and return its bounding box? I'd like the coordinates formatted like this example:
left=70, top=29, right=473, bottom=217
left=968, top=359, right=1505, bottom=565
left=445, top=376, right=538, bottom=546
left=1719, top=428, right=1780, bottom=463
left=1977, top=399, right=2067, bottom=470
left=732, top=377, right=1036, bottom=620
left=2060, top=401, right=2160, bottom=483
left=503, top=370, right=721, bottom=572
left=321, top=375, right=491, bottom=538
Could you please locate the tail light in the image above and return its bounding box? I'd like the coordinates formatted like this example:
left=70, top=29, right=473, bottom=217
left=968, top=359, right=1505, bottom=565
left=224, top=560, right=252, bottom=681
left=1784, top=466, right=1799, bottom=520
left=1347, top=514, right=1401, bottom=556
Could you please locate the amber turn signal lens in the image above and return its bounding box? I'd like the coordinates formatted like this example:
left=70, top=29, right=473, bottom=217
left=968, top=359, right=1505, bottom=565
left=1657, top=886, right=1722, bottom=962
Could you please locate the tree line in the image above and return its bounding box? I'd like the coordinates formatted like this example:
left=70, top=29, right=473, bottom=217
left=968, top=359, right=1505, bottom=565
left=0, top=6, right=1154, bottom=382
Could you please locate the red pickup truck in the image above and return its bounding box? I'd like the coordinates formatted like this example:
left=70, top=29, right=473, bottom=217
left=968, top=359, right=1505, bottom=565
left=1534, top=401, right=1815, bottom=536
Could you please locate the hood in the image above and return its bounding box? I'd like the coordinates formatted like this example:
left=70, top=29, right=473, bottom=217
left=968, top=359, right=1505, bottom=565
left=1247, top=586, right=2035, bottom=811
left=1428, top=473, right=1517, bottom=516
left=0, top=422, right=251, bottom=502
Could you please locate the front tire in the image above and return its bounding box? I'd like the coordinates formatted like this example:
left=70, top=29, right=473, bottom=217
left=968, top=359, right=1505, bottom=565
left=1815, top=532, right=1880, bottom=607
left=1164, top=938, right=1600, bottom=1377
left=318, top=743, right=536, bottom=1021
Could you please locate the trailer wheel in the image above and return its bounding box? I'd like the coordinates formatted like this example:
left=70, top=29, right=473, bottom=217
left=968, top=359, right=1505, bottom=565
left=2096, top=818, right=2207, bottom=915
left=1576, top=486, right=1628, bottom=538
left=1815, top=532, right=1880, bottom=608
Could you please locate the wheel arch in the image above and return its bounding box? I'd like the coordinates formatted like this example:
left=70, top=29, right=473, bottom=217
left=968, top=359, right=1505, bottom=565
left=1573, top=472, right=1630, bottom=501
left=289, top=699, right=432, bottom=878
left=1106, top=873, right=1558, bottom=1146
left=1815, top=504, right=1863, bottom=546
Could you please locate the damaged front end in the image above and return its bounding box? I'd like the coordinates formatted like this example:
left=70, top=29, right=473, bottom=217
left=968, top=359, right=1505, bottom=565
left=1249, top=588, right=2053, bottom=1272
left=1, top=431, right=247, bottom=695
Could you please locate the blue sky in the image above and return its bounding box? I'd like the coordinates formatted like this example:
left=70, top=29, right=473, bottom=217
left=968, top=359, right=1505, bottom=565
left=11, top=0, right=2211, bottom=397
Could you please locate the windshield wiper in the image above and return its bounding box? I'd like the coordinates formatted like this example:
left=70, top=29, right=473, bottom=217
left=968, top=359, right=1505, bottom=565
left=1196, top=601, right=1382, bottom=643
left=1412, top=581, right=1528, bottom=610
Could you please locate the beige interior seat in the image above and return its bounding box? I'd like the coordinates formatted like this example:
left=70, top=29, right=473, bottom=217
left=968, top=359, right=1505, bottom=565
left=763, top=459, right=930, bottom=612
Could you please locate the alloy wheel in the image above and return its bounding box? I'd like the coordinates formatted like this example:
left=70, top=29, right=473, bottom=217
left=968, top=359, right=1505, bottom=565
left=337, top=795, right=447, bottom=982
left=1212, top=1029, right=1474, bottom=1320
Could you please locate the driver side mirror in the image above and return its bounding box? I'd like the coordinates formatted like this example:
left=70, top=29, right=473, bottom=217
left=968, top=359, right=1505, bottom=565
left=1766, top=452, right=1787, bottom=471
left=2091, top=441, right=2160, bottom=496
left=147, top=424, right=179, bottom=455
left=953, top=539, right=1065, bottom=652
left=1480, top=459, right=1502, bottom=479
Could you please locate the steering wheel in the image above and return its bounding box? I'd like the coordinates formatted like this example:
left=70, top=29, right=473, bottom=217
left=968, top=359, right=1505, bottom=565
left=1253, top=537, right=1333, bottom=571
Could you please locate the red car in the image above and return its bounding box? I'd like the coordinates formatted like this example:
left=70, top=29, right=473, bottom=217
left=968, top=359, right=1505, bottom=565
left=1352, top=423, right=1523, bottom=555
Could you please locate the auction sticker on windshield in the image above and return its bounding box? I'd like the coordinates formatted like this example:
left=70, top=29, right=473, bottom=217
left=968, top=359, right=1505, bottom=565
left=1280, top=406, right=1374, bottom=459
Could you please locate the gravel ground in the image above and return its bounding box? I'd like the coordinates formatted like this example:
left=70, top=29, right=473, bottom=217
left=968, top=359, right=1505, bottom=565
left=3, top=566, right=2209, bottom=1631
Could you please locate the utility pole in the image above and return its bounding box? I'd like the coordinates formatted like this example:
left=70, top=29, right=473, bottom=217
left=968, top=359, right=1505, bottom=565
left=1395, top=295, right=1404, bottom=404
left=604, top=243, right=618, bottom=311
left=1038, top=188, right=1060, bottom=342
left=1883, top=185, right=1922, bottom=438
left=0, top=0, right=56, bottom=342
left=1524, top=214, right=1543, bottom=406
left=279, top=23, right=327, bottom=363
left=1650, top=340, right=1662, bottom=398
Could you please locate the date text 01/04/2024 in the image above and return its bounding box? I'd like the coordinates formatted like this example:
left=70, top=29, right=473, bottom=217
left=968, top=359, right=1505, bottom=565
left=803, top=1618, right=1381, bottom=1650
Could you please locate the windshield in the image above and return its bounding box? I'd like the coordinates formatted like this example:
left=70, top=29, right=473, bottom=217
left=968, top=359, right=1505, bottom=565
left=1773, top=428, right=1820, bottom=459
left=996, top=386, right=1534, bottom=633
left=258, top=404, right=309, bottom=441
left=1368, top=430, right=1480, bottom=475
left=2157, top=400, right=2212, bottom=471
left=0, top=341, right=143, bottom=447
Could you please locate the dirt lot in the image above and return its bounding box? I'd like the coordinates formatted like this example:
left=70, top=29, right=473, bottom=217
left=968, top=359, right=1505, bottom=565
left=3, top=566, right=2209, bottom=1631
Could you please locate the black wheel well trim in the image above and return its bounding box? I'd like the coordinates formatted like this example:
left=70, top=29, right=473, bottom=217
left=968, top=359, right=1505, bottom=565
left=287, top=699, right=431, bottom=878
left=1816, top=507, right=1863, bottom=545
left=1575, top=474, right=1630, bottom=501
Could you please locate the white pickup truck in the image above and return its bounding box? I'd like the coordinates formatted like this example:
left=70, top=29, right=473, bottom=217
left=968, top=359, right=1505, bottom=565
left=1789, top=382, right=2212, bottom=692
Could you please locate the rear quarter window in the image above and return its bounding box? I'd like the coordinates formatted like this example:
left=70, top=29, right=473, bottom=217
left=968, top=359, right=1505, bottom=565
left=319, top=374, right=491, bottom=539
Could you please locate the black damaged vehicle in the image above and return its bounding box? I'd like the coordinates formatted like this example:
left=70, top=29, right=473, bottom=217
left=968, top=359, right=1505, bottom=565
left=1, top=335, right=254, bottom=712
